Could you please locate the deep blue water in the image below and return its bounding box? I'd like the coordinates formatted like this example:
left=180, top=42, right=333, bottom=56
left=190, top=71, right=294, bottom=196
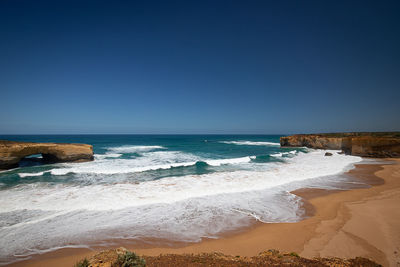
left=0, top=134, right=284, bottom=156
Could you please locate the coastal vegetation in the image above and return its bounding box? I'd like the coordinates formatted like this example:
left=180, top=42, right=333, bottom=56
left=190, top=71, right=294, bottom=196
left=74, top=258, right=89, bottom=267
left=113, top=251, right=146, bottom=267
left=75, top=248, right=380, bottom=266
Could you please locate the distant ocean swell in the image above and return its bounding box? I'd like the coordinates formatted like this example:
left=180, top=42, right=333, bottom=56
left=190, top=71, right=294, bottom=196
left=0, top=138, right=362, bottom=265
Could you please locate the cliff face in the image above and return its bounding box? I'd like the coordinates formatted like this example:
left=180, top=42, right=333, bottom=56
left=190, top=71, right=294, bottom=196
left=0, top=140, right=94, bottom=170
left=280, top=135, right=344, bottom=150
left=280, top=133, right=400, bottom=158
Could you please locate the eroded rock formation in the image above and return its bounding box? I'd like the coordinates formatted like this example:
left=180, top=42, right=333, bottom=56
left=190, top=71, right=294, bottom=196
left=281, top=132, right=400, bottom=158
left=0, top=140, right=94, bottom=170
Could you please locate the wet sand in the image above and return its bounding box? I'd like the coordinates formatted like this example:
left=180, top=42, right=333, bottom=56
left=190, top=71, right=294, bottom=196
left=9, top=159, right=400, bottom=267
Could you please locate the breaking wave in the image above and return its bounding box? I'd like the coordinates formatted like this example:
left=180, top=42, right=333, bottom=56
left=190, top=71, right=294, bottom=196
left=219, top=141, right=280, bottom=146
left=17, top=155, right=253, bottom=177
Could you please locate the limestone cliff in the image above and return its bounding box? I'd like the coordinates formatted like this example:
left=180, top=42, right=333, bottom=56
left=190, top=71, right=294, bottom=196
left=280, top=132, right=400, bottom=158
left=0, top=140, right=94, bottom=170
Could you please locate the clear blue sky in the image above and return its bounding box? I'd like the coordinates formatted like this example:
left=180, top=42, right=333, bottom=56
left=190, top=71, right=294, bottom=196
left=1, top=0, right=399, bottom=134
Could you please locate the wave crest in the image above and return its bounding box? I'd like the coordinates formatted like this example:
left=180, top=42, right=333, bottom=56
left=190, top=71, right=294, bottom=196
left=219, top=141, right=280, bottom=146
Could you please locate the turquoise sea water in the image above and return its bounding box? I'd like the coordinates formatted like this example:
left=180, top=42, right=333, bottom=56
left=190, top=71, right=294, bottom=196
left=0, top=135, right=363, bottom=265
left=0, top=135, right=288, bottom=189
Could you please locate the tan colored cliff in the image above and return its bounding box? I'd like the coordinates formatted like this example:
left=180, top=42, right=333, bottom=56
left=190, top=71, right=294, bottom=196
left=0, top=140, right=94, bottom=170
left=280, top=133, right=400, bottom=158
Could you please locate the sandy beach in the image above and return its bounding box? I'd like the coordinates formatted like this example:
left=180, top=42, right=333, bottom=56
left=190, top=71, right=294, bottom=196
left=2, top=0, right=399, bottom=265
left=9, top=159, right=400, bottom=267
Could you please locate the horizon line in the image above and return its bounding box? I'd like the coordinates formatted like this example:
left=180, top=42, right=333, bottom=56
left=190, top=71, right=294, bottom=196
left=1, top=131, right=399, bottom=136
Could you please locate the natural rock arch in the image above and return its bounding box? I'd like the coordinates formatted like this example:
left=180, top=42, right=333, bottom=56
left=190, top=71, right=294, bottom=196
left=0, top=140, right=94, bottom=170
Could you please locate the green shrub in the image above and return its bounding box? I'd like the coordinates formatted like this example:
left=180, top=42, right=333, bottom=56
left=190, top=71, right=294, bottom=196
left=74, top=258, right=89, bottom=267
left=113, top=251, right=146, bottom=267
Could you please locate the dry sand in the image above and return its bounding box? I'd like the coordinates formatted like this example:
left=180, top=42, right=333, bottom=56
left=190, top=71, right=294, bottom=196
left=10, top=159, right=400, bottom=267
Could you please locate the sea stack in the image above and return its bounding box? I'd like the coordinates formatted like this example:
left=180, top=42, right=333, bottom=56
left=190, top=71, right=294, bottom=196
left=0, top=140, right=94, bottom=170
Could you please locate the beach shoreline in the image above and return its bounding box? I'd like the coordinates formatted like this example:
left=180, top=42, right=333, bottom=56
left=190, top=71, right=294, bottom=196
left=8, top=158, right=400, bottom=267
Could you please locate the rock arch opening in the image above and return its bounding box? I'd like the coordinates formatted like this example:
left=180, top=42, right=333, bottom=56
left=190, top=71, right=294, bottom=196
left=18, top=154, right=45, bottom=168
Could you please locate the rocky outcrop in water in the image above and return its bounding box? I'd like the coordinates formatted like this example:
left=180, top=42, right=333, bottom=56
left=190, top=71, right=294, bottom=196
left=0, top=140, right=94, bottom=170
left=280, top=132, right=400, bottom=158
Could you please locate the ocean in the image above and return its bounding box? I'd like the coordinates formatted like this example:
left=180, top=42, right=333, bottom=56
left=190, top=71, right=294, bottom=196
left=0, top=135, right=364, bottom=265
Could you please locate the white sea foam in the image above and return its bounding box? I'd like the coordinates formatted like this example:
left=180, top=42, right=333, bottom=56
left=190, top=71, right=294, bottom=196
left=271, top=150, right=297, bottom=157
left=1, top=150, right=361, bottom=212
left=106, top=145, right=165, bottom=153
left=49, top=152, right=253, bottom=176
left=205, top=156, right=252, bottom=166
left=0, top=190, right=303, bottom=265
left=18, top=172, right=47, bottom=178
left=25, top=154, right=43, bottom=159
left=50, top=151, right=200, bottom=175
left=13, top=152, right=252, bottom=178
left=0, top=150, right=362, bottom=264
left=220, top=141, right=280, bottom=146
left=94, top=153, right=122, bottom=159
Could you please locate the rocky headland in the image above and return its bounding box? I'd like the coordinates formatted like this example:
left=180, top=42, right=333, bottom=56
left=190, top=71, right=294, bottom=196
left=0, top=140, right=94, bottom=170
left=281, top=132, right=400, bottom=157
